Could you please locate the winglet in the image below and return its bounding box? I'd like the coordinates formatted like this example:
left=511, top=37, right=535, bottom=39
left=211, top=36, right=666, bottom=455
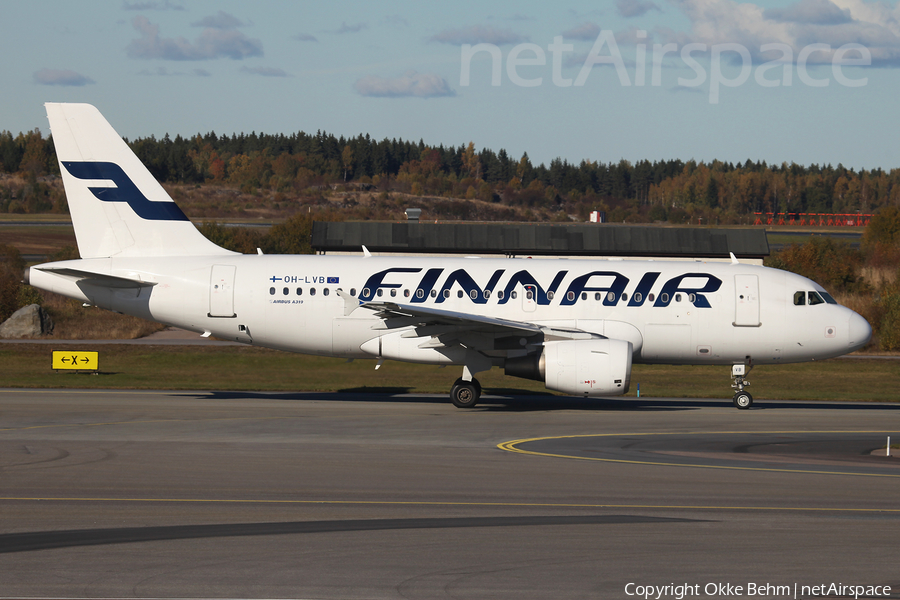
left=730, top=252, right=739, bottom=264
left=362, top=245, right=372, bottom=258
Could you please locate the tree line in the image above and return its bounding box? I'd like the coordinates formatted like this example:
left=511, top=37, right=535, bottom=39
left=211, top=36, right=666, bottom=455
left=2, top=126, right=900, bottom=222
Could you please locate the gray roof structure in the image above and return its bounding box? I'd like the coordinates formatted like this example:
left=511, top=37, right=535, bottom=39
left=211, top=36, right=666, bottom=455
left=311, top=222, right=769, bottom=259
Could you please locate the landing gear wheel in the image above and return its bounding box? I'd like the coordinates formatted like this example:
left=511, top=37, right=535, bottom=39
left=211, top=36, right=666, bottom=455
left=450, top=378, right=480, bottom=409
left=733, top=391, right=753, bottom=410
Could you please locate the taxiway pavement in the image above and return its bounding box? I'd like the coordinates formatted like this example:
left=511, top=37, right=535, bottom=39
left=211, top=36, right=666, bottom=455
left=0, top=389, right=897, bottom=599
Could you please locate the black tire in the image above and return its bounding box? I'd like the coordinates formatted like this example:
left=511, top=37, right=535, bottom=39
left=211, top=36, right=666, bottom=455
left=451, top=380, right=480, bottom=409
left=733, top=391, right=753, bottom=410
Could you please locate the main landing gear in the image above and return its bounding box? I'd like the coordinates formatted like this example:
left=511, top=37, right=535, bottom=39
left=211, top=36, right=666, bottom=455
left=731, top=363, right=753, bottom=409
left=450, top=377, right=482, bottom=408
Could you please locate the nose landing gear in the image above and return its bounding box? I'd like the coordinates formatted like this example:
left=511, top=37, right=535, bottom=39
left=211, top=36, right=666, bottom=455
left=731, top=363, right=752, bottom=409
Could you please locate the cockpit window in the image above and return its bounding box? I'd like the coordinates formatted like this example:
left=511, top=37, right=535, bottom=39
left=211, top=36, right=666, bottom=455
left=808, top=291, right=825, bottom=305
left=793, top=291, right=805, bottom=305
left=820, top=292, right=837, bottom=305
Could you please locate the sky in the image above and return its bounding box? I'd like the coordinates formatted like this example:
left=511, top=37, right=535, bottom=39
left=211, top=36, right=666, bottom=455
left=3, top=0, right=900, bottom=171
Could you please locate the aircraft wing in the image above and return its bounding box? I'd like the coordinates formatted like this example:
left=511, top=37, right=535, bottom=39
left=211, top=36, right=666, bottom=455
left=341, top=292, right=596, bottom=342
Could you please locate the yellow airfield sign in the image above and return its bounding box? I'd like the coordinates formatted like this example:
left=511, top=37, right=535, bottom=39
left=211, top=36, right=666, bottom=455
left=52, top=351, right=99, bottom=371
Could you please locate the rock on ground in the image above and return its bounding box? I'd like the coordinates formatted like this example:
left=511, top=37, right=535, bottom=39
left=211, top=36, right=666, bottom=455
left=0, top=304, right=54, bottom=338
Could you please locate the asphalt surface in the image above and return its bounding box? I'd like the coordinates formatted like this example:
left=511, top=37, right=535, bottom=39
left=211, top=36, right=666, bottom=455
left=0, top=389, right=898, bottom=600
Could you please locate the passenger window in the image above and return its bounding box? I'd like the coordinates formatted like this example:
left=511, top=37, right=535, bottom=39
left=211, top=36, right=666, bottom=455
left=390, top=289, right=397, bottom=297
left=511, top=291, right=517, bottom=299
left=526, top=290, right=534, bottom=300
left=323, top=288, right=330, bottom=297
left=444, top=289, right=450, bottom=298
left=675, top=293, right=681, bottom=302
left=282, top=287, right=289, bottom=296
left=793, top=291, right=805, bottom=306
left=497, top=290, right=505, bottom=300
left=484, top=290, right=491, bottom=299
left=310, top=288, right=316, bottom=296
left=416, top=289, right=424, bottom=298
left=296, top=288, right=303, bottom=296
left=607, top=291, right=616, bottom=302
left=660, top=293, right=669, bottom=303
left=350, top=288, right=356, bottom=296
left=269, top=287, right=275, bottom=295
left=404, top=289, right=410, bottom=298
left=547, top=291, right=554, bottom=300
left=566, top=291, right=575, bottom=301
left=622, top=293, right=628, bottom=301
left=458, top=290, right=464, bottom=298
left=377, top=289, right=383, bottom=297
left=581, top=292, right=587, bottom=300
left=430, top=289, right=437, bottom=298
left=470, top=290, right=478, bottom=299
left=648, top=293, right=655, bottom=301
left=634, top=292, right=642, bottom=303
left=594, top=292, right=601, bottom=301
left=363, top=287, right=370, bottom=297
left=808, top=291, right=824, bottom=305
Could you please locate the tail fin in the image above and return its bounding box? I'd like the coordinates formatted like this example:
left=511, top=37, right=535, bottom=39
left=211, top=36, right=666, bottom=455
left=45, top=103, right=234, bottom=258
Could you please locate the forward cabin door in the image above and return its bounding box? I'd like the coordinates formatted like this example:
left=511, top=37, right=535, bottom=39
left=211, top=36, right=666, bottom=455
left=734, top=274, right=760, bottom=327
left=209, top=264, right=237, bottom=318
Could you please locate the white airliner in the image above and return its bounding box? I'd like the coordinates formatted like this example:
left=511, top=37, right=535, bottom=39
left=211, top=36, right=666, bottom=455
left=27, top=103, right=872, bottom=409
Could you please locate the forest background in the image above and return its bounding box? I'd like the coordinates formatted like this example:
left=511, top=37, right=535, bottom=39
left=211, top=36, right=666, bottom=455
left=1, top=127, right=899, bottom=350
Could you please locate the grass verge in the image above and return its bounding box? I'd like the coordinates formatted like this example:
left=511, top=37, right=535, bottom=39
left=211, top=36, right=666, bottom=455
left=0, top=344, right=896, bottom=402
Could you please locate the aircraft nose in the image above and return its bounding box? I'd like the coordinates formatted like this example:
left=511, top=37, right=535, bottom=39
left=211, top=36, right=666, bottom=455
left=847, top=311, right=872, bottom=350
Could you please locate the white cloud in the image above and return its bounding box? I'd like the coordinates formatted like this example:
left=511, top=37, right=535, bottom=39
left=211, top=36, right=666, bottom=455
left=33, top=68, right=95, bottom=86
left=383, top=15, right=409, bottom=27
left=355, top=70, right=455, bottom=98
left=333, top=22, right=368, bottom=34
left=126, top=16, right=263, bottom=60
left=430, top=25, right=528, bottom=45
left=617, top=0, right=662, bottom=18
left=241, top=66, right=289, bottom=77
left=137, top=66, right=211, bottom=76
left=562, top=22, right=601, bottom=40
left=122, top=0, right=184, bottom=10
left=191, top=11, right=247, bottom=29
left=663, top=0, right=900, bottom=65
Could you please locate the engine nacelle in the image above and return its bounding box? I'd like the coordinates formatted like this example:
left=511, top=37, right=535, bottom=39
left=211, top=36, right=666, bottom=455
left=505, top=339, right=632, bottom=397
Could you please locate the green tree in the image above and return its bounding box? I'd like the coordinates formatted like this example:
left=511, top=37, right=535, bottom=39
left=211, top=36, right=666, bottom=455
left=863, top=205, right=900, bottom=249
left=0, top=244, right=28, bottom=322
left=765, top=237, right=864, bottom=294
left=261, top=213, right=316, bottom=255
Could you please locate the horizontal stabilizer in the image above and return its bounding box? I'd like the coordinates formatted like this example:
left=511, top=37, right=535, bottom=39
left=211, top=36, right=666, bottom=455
left=36, top=267, right=156, bottom=289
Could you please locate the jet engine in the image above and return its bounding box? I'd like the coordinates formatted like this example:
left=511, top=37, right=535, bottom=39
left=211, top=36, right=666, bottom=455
left=505, top=339, right=632, bottom=396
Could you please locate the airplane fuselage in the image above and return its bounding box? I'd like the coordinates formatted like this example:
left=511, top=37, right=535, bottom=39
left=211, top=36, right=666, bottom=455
left=30, top=254, right=867, bottom=367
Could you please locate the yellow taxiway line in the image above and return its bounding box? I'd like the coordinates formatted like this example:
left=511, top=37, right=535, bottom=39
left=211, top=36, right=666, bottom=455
left=498, top=431, right=900, bottom=478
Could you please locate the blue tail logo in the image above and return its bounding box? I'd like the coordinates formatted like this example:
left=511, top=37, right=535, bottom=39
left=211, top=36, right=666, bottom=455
left=62, top=161, right=189, bottom=222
